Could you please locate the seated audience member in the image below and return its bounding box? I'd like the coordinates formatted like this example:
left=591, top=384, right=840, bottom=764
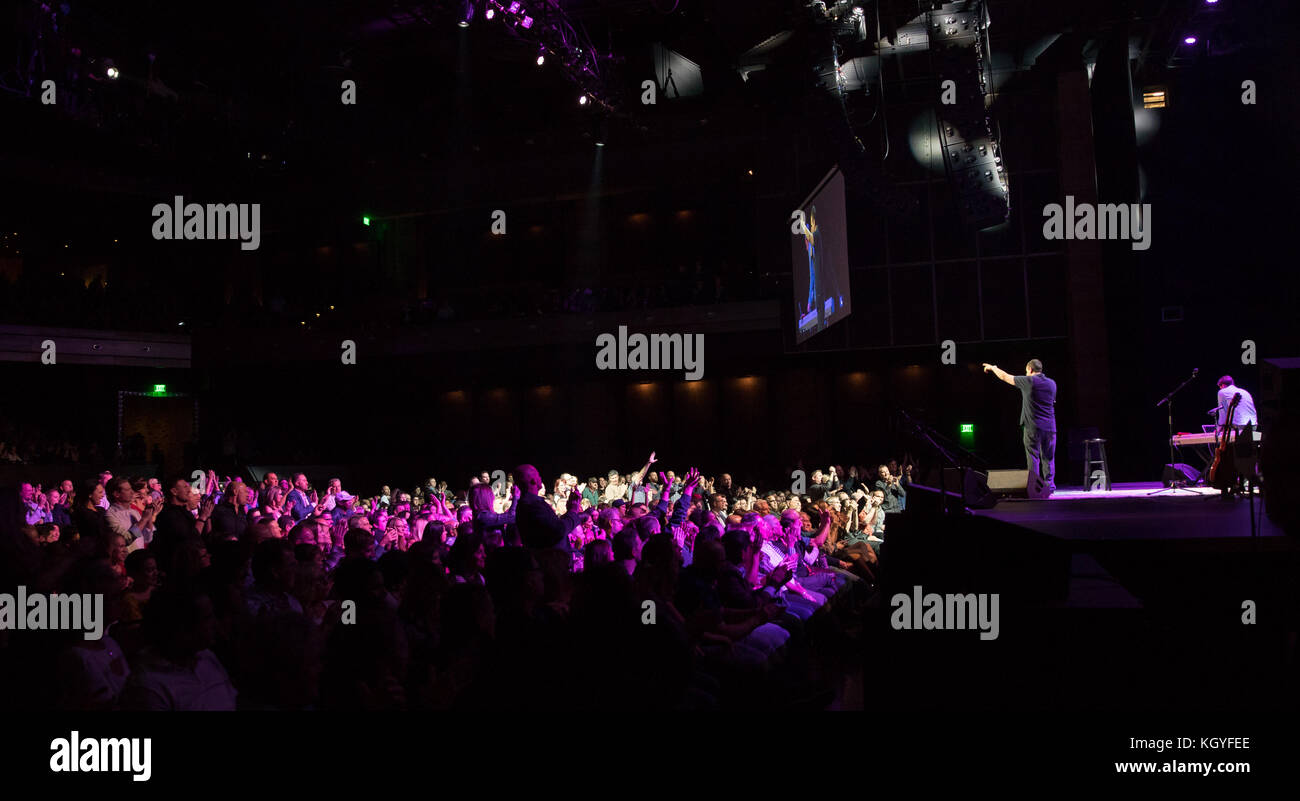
left=816, top=503, right=877, bottom=583
left=50, top=482, right=75, bottom=529
left=72, top=478, right=107, bottom=540
left=675, top=538, right=789, bottom=664
left=612, top=528, right=641, bottom=577
left=121, top=549, right=159, bottom=624
left=584, top=538, right=614, bottom=569
left=56, top=558, right=130, bottom=710
left=119, top=587, right=238, bottom=710
left=105, top=476, right=159, bottom=553
left=448, top=529, right=487, bottom=586
left=753, top=516, right=827, bottom=620
left=292, top=543, right=330, bottom=624
left=245, top=539, right=304, bottom=618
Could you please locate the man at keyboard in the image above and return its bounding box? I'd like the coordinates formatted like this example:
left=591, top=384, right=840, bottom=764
left=1216, top=375, right=1258, bottom=429
left=1214, top=375, right=1259, bottom=497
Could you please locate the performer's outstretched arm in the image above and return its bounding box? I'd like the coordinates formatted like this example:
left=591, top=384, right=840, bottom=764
left=982, top=363, right=1016, bottom=386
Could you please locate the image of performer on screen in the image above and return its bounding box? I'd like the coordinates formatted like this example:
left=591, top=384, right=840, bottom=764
left=803, top=206, right=818, bottom=315
left=984, top=359, right=1058, bottom=499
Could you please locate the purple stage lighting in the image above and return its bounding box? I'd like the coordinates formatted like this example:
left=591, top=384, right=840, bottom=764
left=1183, top=35, right=1197, bottom=44
left=485, top=7, right=495, bottom=18
left=521, top=15, right=533, bottom=28
left=509, top=2, right=521, bottom=12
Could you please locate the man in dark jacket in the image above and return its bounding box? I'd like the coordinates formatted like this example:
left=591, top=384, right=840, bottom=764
left=873, top=465, right=908, bottom=515
left=153, top=475, right=211, bottom=568
left=210, top=480, right=251, bottom=542
left=512, top=464, right=580, bottom=550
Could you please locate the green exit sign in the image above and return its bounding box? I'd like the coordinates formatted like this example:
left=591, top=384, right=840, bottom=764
left=152, top=384, right=167, bottom=394
left=960, top=423, right=975, bottom=434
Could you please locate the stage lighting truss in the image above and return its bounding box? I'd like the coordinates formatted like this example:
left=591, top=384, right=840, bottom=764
left=480, top=0, right=618, bottom=111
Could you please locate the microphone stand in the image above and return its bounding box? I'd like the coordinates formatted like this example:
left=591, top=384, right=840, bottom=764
left=1149, top=369, right=1200, bottom=496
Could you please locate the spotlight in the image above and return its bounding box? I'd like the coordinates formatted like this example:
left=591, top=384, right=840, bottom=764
left=485, top=8, right=494, bottom=18
left=536, top=53, right=545, bottom=66
left=1183, top=36, right=1198, bottom=44
left=509, top=1, right=521, bottom=11
left=459, top=20, right=469, bottom=28
left=105, top=66, right=120, bottom=79
left=521, top=15, right=533, bottom=28
left=579, top=94, right=588, bottom=105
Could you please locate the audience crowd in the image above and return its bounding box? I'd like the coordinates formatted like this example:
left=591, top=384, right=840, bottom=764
left=0, top=454, right=914, bottom=711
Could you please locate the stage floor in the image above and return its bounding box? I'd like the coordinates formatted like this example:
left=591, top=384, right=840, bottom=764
left=1045, top=482, right=1222, bottom=500
left=971, top=482, right=1287, bottom=541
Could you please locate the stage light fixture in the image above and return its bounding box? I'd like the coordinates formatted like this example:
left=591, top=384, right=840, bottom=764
left=485, top=7, right=494, bottom=18
left=536, top=53, right=545, bottom=65
left=509, top=1, right=521, bottom=11
left=579, top=94, right=588, bottom=105
left=106, top=66, right=120, bottom=79
left=521, top=15, right=533, bottom=28
left=1183, top=36, right=1197, bottom=44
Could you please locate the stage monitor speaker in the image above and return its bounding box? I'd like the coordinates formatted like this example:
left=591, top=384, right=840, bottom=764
left=986, top=469, right=1028, bottom=498
left=1162, top=463, right=1200, bottom=487
left=930, top=468, right=1000, bottom=509
left=963, top=469, right=998, bottom=509
left=915, top=468, right=998, bottom=510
